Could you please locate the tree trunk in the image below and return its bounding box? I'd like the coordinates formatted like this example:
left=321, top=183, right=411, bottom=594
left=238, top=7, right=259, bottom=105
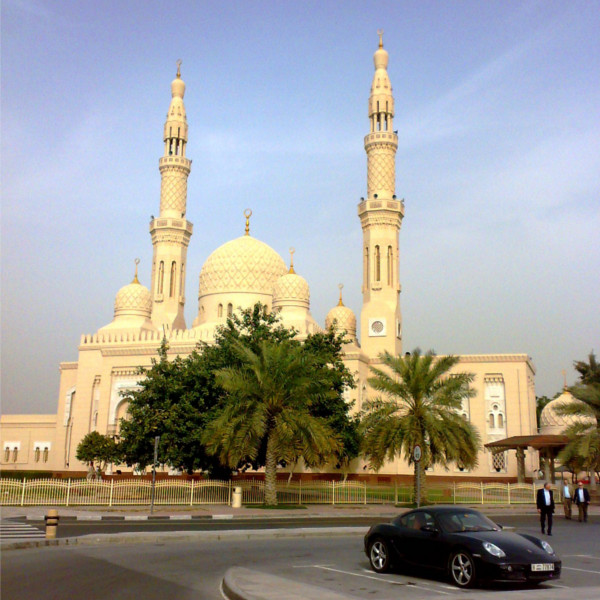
left=264, top=433, right=278, bottom=506
left=413, top=460, right=427, bottom=506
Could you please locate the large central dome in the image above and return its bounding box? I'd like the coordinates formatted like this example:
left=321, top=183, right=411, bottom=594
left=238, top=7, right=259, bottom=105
left=198, top=235, right=287, bottom=296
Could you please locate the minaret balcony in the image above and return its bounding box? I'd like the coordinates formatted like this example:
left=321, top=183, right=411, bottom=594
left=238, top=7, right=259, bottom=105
left=159, top=156, right=192, bottom=169
left=358, top=198, right=404, bottom=217
left=150, top=217, right=194, bottom=234
left=364, top=132, right=398, bottom=146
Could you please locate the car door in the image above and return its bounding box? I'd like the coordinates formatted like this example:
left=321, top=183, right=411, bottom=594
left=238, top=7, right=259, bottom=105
left=395, top=511, right=440, bottom=568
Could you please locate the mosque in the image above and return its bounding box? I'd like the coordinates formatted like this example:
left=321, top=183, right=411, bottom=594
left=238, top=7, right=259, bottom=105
left=1, top=36, right=543, bottom=481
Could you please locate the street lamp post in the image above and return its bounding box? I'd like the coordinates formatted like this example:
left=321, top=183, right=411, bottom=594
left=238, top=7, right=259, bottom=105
left=150, top=435, right=160, bottom=515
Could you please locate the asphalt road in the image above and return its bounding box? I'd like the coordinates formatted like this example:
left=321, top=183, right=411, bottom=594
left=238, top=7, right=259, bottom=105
left=2, top=515, right=600, bottom=599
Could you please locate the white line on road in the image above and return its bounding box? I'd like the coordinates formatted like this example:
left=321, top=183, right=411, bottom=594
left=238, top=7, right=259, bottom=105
left=308, top=565, right=453, bottom=595
left=563, top=566, right=600, bottom=575
left=565, top=554, right=600, bottom=560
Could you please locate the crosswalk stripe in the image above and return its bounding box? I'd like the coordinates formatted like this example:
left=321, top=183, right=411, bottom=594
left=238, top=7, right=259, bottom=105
left=0, top=520, right=45, bottom=540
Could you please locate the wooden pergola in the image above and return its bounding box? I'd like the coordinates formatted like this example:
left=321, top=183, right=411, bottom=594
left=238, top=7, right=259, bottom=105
left=485, top=434, right=569, bottom=483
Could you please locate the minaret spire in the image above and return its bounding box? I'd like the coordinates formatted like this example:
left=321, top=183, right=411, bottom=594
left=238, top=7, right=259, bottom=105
left=358, top=33, right=404, bottom=358
left=149, top=62, right=193, bottom=331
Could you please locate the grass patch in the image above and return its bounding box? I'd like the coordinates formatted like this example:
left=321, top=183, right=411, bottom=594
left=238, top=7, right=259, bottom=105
left=245, top=504, right=307, bottom=510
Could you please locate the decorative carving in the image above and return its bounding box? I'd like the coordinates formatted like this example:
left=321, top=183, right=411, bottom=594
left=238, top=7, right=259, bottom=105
left=159, top=171, right=188, bottom=213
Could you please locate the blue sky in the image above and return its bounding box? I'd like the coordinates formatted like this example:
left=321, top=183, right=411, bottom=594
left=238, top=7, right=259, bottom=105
left=2, top=0, right=599, bottom=414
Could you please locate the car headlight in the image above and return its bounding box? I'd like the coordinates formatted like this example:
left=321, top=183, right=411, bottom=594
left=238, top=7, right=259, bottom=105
left=540, top=540, right=554, bottom=555
left=483, top=542, right=506, bottom=558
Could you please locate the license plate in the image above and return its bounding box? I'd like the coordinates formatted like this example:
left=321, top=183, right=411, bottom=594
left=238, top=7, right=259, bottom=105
left=531, top=563, right=554, bottom=572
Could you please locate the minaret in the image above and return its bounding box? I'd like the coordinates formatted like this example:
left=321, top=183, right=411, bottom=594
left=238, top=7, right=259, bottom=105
left=150, top=60, right=193, bottom=331
left=358, top=32, right=404, bottom=359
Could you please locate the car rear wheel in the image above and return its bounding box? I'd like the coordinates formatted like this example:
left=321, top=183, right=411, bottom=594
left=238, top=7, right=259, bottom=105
left=369, top=538, right=391, bottom=573
left=449, top=550, right=476, bottom=588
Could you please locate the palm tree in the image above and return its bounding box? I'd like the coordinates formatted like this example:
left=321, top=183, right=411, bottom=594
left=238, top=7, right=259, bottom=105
left=557, top=352, right=600, bottom=488
left=202, top=339, right=341, bottom=505
left=361, top=349, right=481, bottom=505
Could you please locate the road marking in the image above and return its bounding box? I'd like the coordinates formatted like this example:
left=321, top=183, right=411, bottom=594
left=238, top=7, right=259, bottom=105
left=213, top=514, right=234, bottom=520
left=309, top=565, right=452, bottom=595
left=562, top=566, right=600, bottom=575
left=545, top=583, right=570, bottom=589
left=565, top=554, right=600, bottom=560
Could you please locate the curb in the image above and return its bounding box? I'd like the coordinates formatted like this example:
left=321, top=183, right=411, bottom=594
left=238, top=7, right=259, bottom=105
left=1, top=525, right=367, bottom=551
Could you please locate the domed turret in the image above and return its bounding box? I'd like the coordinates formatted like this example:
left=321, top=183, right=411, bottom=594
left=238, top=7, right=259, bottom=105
left=98, top=260, right=156, bottom=334
left=540, top=388, right=595, bottom=435
left=326, top=284, right=357, bottom=342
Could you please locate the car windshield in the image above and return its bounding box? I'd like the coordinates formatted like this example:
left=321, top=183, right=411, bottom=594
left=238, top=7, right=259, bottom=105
left=438, top=511, right=499, bottom=533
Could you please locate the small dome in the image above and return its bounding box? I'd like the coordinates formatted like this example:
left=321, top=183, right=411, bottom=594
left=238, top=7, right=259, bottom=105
left=272, top=272, right=310, bottom=309
left=171, top=61, right=185, bottom=98
left=326, top=287, right=357, bottom=341
left=199, top=235, right=287, bottom=297
left=540, top=389, right=595, bottom=434
left=114, top=280, right=152, bottom=319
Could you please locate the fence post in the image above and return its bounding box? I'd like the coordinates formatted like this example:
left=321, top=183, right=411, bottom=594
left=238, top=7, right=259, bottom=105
left=66, top=478, right=71, bottom=507
left=507, top=482, right=511, bottom=505
left=481, top=481, right=484, bottom=504
left=109, top=479, right=114, bottom=507
left=453, top=481, right=456, bottom=504
left=394, top=480, right=398, bottom=506
left=364, top=481, right=367, bottom=505
left=332, top=481, right=335, bottom=505
left=229, top=480, right=232, bottom=506
left=299, top=479, right=302, bottom=505
left=190, top=480, right=194, bottom=506
left=20, top=478, right=26, bottom=507
left=533, top=482, right=536, bottom=503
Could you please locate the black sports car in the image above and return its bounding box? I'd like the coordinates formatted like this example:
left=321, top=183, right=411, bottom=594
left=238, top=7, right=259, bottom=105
left=364, top=506, right=561, bottom=588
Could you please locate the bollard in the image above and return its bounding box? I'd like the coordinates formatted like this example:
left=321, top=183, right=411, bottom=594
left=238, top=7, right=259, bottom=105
left=45, top=509, right=59, bottom=539
left=231, top=486, right=242, bottom=508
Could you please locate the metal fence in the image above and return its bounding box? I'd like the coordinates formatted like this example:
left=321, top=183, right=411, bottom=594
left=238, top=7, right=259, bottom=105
left=0, top=478, right=559, bottom=507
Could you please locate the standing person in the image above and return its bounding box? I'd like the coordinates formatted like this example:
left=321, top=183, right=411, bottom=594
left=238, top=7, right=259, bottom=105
left=562, top=479, right=573, bottom=519
left=536, top=482, right=555, bottom=535
left=574, top=481, right=590, bottom=522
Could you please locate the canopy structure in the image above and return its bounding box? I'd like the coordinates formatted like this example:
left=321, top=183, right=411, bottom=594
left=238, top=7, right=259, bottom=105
left=485, top=435, right=569, bottom=483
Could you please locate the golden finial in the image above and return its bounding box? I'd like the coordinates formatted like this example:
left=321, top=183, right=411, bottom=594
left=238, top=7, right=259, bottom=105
left=288, top=247, right=296, bottom=274
left=244, top=208, right=252, bottom=236
left=132, top=258, right=140, bottom=284
left=338, top=283, right=344, bottom=306
left=176, top=59, right=182, bottom=78
left=562, top=369, right=567, bottom=390
left=377, top=29, right=384, bottom=48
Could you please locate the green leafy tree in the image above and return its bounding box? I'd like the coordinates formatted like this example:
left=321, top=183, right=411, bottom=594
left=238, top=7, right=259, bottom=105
left=76, top=431, right=120, bottom=473
left=202, top=339, right=342, bottom=505
left=360, top=349, right=481, bottom=505
left=557, top=352, right=600, bottom=486
left=118, top=339, right=228, bottom=476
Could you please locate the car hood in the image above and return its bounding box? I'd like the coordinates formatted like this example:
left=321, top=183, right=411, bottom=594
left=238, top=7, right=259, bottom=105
left=453, top=531, right=556, bottom=561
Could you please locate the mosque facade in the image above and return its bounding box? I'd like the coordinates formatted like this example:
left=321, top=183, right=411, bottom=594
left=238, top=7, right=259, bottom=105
left=1, top=38, right=540, bottom=480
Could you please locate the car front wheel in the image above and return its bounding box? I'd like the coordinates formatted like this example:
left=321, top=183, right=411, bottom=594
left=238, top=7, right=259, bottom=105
left=369, top=538, right=391, bottom=573
left=449, top=550, right=476, bottom=588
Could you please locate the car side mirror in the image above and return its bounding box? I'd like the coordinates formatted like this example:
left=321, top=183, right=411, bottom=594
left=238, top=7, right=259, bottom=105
left=421, top=525, right=438, bottom=533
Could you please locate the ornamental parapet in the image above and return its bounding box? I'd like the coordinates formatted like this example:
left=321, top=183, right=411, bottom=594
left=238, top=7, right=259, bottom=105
left=149, top=217, right=193, bottom=235
left=358, top=198, right=404, bottom=219
left=80, top=327, right=199, bottom=347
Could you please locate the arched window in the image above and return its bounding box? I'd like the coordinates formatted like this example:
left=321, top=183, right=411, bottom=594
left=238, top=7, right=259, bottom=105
left=227, top=303, right=233, bottom=317
left=489, top=413, right=495, bottom=428
left=43, top=447, right=49, bottom=463
left=158, top=261, right=164, bottom=294
left=34, top=447, right=40, bottom=463
left=387, top=246, right=393, bottom=286
left=365, top=247, right=370, bottom=287
left=4, top=447, right=9, bottom=462
left=12, top=447, right=18, bottom=462
left=169, top=262, right=176, bottom=297
left=218, top=304, right=223, bottom=318
left=375, top=246, right=381, bottom=282
left=498, top=413, right=504, bottom=428
left=179, top=264, right=185, bottom=296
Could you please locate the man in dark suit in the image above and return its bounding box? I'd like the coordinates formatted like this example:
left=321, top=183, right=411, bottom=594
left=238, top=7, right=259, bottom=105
left=536, top=482, right=555, bottom=535
left=574, top=481, right=591, bottom=522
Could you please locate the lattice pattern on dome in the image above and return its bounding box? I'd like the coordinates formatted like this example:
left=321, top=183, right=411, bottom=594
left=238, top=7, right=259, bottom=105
left=160, top=172, right=188, bottom=213
left=540, top=393, right=594, bottom=429
left=114, top=283, right=152, bottom=315
left=199, top=236, right=287, bottom=296
left=326, top=305, right=357, bottom=336
left=272, top=273, right=310, bottom=303
left=367, top=150, right=395, bottom=196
